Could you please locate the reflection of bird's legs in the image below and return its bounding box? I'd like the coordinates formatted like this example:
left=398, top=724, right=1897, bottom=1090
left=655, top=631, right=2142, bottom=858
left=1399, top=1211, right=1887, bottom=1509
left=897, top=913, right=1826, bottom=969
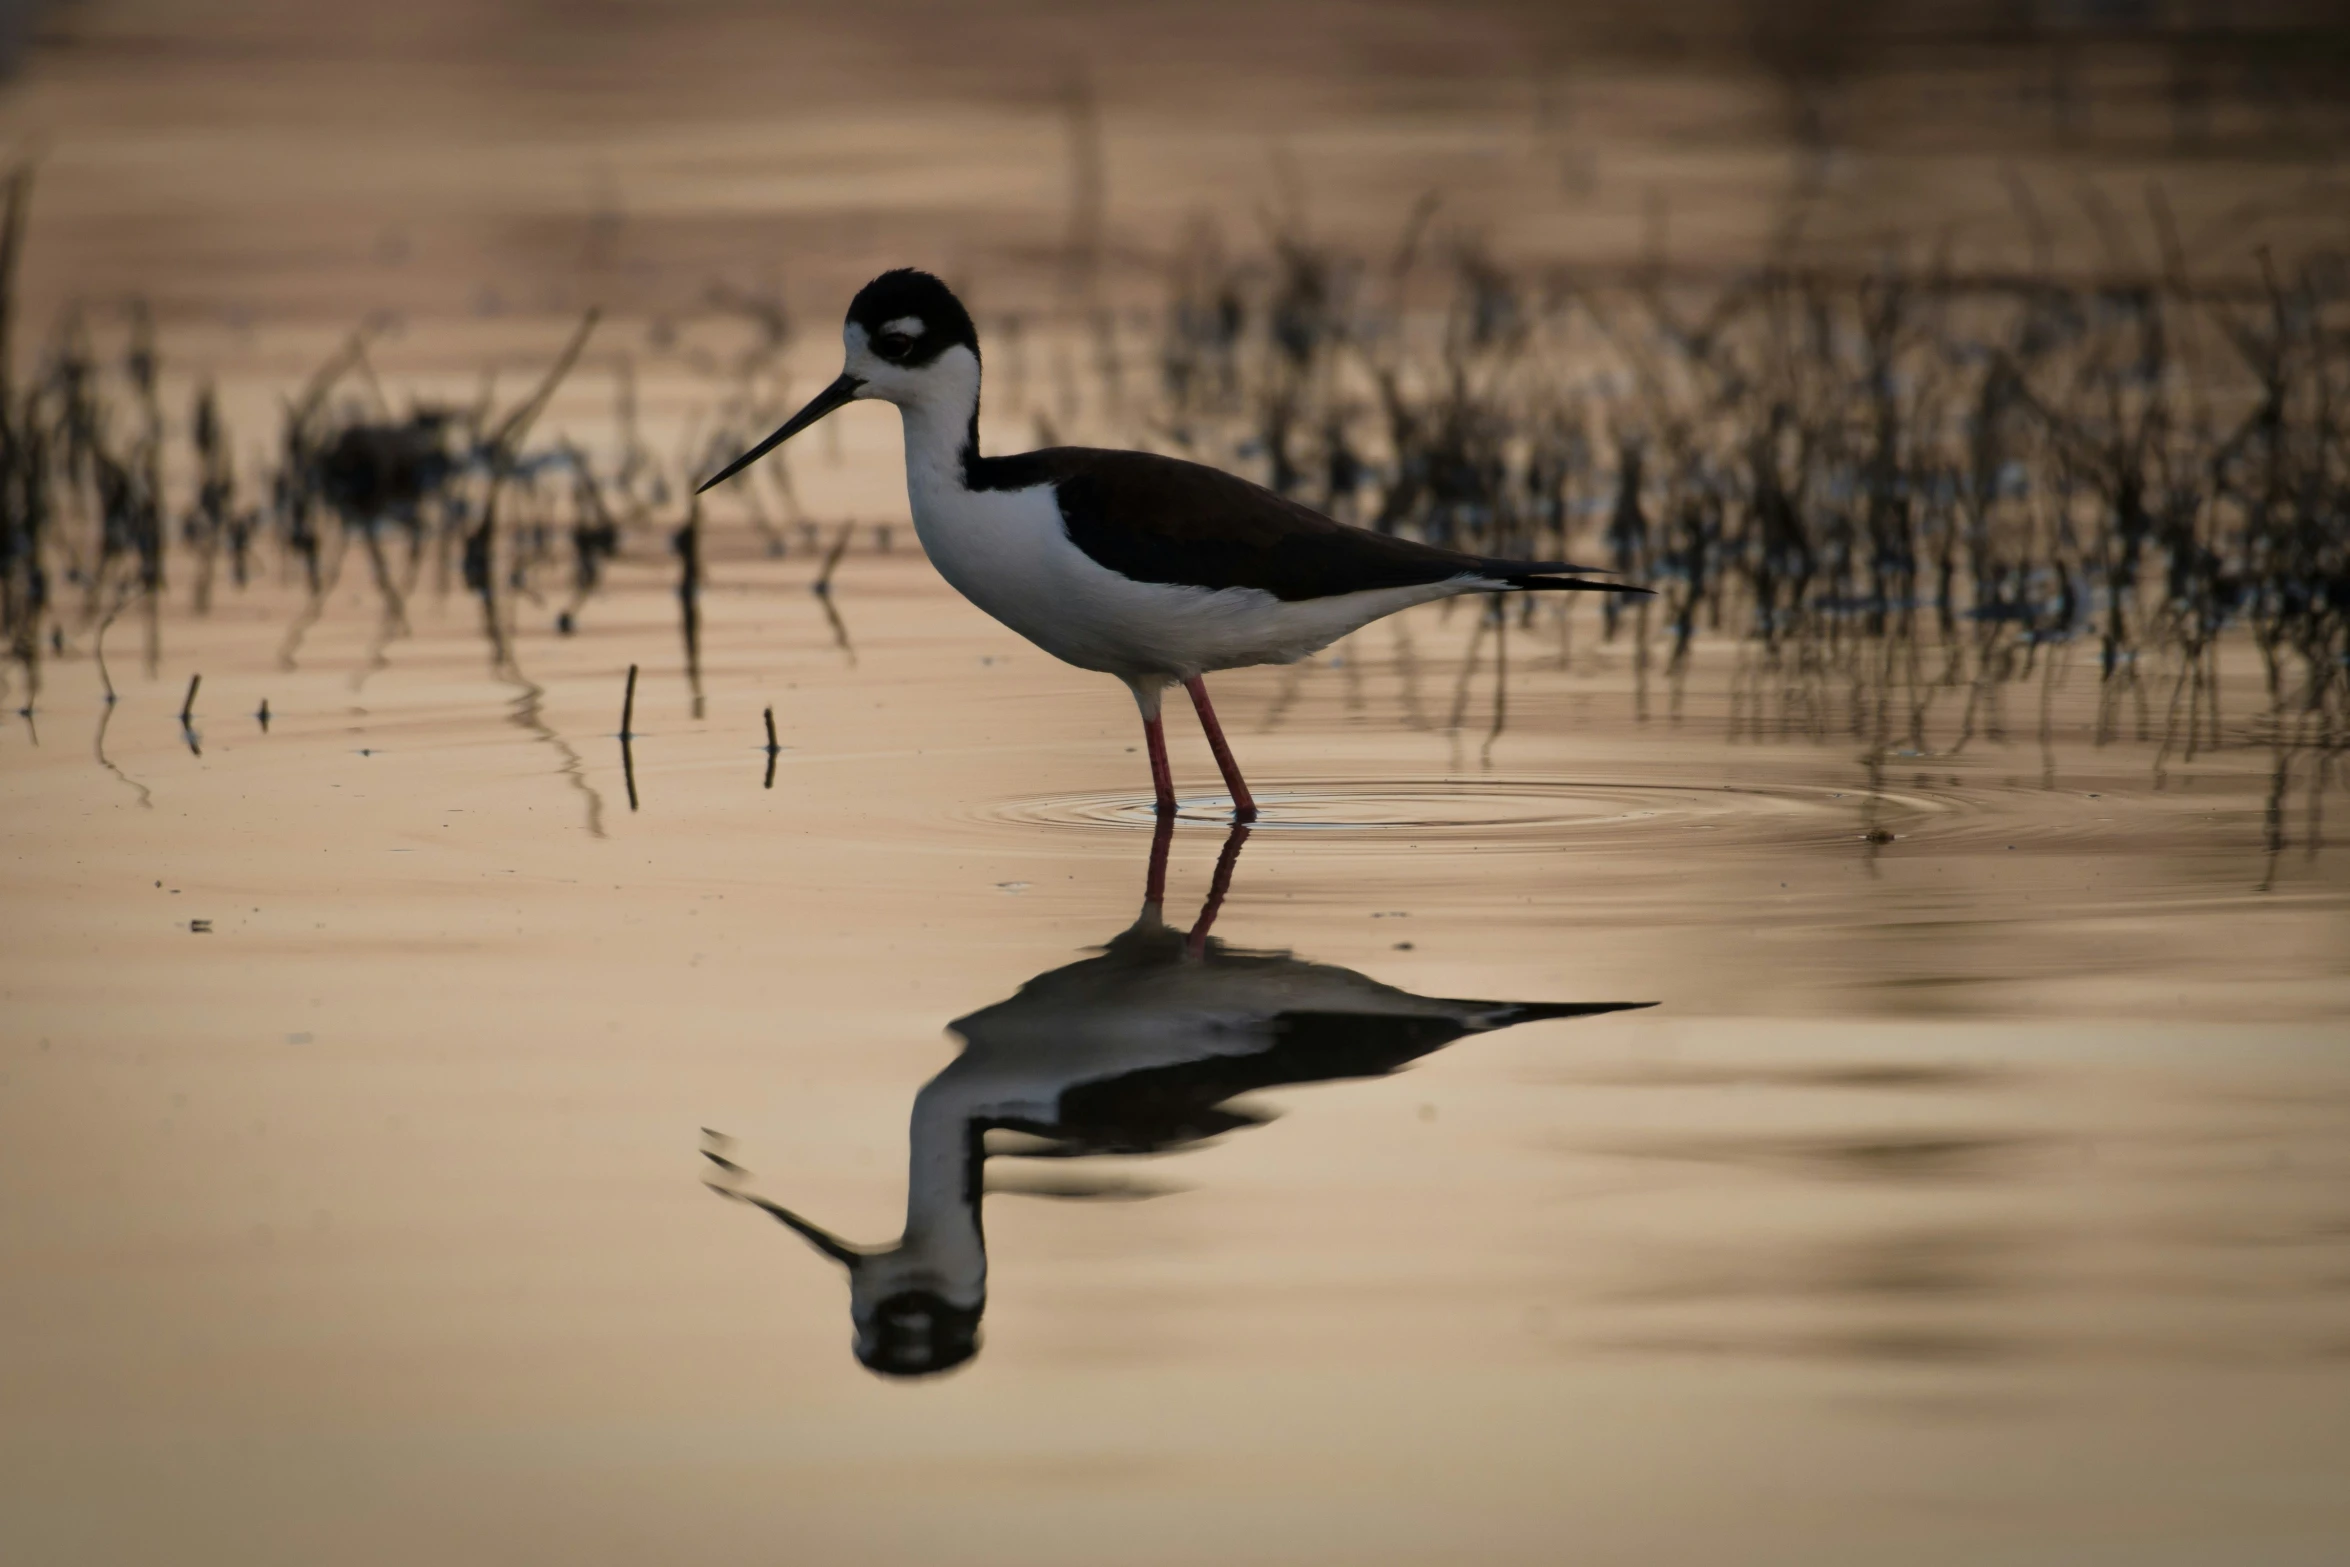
left=1184, top=676, right=1257, bottom=823
left=1187, top=823, right=1252, bottom=956
left=1143, top=809, right=1175, bottom=917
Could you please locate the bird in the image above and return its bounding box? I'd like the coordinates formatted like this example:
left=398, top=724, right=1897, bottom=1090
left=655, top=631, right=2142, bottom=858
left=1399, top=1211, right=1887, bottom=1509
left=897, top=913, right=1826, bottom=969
left=708, top=820, right=1652, bottom=1377
left=698, top=268, right=1652, bottom=821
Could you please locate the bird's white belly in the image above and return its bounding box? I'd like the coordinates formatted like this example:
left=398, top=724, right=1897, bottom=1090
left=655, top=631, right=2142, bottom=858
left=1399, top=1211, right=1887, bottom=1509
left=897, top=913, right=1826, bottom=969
left=908, top=479, right=1458, bottom=679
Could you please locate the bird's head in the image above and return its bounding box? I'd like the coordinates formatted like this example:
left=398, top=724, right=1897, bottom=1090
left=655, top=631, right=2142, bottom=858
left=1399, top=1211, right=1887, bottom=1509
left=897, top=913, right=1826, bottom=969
left=715, top=1183, right=984, bottom=1378
left=839, top=268, right=980, bottom=408
left=697, top=268, right=979, bottom=493
left=851, top=1285, right=984, bottom=1379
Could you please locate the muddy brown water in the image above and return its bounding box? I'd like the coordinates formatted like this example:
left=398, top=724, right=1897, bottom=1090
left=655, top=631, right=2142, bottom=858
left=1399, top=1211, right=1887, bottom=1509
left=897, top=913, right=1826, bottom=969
left=3, top=551, right=2346, bottom=1565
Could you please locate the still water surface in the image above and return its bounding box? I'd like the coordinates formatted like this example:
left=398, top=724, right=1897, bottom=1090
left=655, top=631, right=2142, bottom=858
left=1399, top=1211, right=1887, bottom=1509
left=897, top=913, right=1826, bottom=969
left=3, top=560, right=2346, bottom=1563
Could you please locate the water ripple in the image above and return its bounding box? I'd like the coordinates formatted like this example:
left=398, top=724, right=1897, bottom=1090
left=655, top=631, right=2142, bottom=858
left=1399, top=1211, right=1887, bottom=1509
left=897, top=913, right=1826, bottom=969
left=974, top=776, right=1968, bottom=852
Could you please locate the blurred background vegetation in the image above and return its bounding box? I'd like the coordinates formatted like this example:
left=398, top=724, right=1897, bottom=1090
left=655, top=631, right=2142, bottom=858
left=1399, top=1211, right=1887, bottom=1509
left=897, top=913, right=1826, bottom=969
left=1, top=1, right=2344, bottom=760
left=1, top=1, right=2347, bottom=317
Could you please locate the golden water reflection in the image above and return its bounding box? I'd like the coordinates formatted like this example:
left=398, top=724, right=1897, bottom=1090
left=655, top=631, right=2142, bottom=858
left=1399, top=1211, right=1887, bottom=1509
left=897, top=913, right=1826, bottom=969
left=3, top=570, right=2346, bottom=1563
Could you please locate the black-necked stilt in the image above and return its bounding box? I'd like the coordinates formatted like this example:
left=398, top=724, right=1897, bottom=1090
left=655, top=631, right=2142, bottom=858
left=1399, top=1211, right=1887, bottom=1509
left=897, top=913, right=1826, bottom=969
left=708, top=820, right=1651, bottom=1377
left=699, top=269, right=1652, bottom=821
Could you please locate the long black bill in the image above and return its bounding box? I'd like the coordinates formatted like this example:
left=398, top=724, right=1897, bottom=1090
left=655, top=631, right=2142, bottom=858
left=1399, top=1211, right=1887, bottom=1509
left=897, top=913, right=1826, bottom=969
left=695, top=370, right=863, bottom=493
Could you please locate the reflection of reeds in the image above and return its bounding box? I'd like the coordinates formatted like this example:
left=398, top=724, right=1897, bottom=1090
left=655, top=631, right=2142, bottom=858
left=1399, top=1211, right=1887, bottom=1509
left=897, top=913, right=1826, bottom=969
left=90, top=697, right=149, bottom=809
left=810, top=518, right=857, bottom=665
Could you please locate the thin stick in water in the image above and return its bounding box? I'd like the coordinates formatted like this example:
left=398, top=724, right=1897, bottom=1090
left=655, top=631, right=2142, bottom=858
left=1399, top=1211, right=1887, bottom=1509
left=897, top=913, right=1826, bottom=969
left=619, top=664, right=640, bottom=812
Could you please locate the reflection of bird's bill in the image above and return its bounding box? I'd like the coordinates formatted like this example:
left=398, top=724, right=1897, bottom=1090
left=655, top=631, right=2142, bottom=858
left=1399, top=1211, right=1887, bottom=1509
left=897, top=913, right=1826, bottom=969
left=696, top=371, right=862, bottom=492
left=707, top=1181, right=868, bottom=1268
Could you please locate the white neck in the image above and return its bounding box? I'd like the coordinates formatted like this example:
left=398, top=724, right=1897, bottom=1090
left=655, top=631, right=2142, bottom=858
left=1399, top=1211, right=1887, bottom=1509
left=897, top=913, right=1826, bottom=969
left=890, top=345, right=982, bottom=498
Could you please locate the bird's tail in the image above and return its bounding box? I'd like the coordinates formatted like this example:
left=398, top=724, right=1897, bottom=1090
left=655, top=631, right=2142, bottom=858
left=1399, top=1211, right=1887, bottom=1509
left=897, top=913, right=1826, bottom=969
left=1486, top=566, right=1654, bottom=595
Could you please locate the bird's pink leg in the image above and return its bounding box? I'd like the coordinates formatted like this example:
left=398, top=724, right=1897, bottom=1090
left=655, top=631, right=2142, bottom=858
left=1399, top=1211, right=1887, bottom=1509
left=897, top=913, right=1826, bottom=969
left=1183, top=676, right=1257, bottom=823
left=1142, top=709, right=1178, bottom=818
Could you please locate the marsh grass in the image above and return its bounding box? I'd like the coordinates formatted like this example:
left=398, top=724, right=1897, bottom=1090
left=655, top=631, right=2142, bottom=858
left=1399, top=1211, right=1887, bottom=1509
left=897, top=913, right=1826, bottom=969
left=1, top=155, right=2340, bottom=834
left=1132, top=198, right=2349, bottom=783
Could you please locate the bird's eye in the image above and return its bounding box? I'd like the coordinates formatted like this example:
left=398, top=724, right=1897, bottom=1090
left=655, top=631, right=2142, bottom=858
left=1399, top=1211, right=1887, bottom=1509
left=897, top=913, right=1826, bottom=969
left=874, top=331, right=914, bottom=359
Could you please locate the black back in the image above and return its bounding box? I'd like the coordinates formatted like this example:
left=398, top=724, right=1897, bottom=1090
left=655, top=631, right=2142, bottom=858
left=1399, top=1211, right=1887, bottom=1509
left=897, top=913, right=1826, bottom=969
left=971, top=445, right=1622, bottom=603
left=970, top=920, right=1650, bottom=1156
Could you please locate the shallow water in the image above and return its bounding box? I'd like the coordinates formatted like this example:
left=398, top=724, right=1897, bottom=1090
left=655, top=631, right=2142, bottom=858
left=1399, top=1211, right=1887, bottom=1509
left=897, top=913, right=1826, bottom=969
left=3, top=558, right=2346, bottom=1564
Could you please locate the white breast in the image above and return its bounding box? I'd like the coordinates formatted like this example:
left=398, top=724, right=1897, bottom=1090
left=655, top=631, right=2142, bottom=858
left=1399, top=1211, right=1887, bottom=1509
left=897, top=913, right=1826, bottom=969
left=903, top=475, right=1118, bottom=668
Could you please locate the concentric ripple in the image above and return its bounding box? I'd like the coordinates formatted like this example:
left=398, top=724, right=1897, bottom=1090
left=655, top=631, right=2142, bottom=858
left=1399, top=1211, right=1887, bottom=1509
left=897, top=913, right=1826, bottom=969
left=975, top=776, right=1964, bottom=852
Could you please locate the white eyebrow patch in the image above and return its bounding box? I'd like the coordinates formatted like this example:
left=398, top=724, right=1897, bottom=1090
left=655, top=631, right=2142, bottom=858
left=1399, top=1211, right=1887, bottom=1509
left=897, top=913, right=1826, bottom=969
left=881, top=316, right=925, bottom=336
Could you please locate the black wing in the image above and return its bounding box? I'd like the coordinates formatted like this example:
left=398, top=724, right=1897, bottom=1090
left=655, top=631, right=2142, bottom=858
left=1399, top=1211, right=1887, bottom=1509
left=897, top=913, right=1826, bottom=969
left=972, top=447, right=1642, bottom=603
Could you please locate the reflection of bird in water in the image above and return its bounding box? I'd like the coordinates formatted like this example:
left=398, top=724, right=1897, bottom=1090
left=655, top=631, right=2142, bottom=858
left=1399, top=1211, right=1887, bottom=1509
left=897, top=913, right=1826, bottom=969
left=695, top=269, right=1650, bottom=821
left=709, top=820, right=1651, bottom=1378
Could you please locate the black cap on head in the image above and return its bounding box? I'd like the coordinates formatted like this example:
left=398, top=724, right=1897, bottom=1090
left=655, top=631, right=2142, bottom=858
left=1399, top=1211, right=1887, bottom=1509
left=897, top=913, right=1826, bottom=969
left=855, top=1288, right=983, bottom=1378
left=845, top=269, right=978, bottom=369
